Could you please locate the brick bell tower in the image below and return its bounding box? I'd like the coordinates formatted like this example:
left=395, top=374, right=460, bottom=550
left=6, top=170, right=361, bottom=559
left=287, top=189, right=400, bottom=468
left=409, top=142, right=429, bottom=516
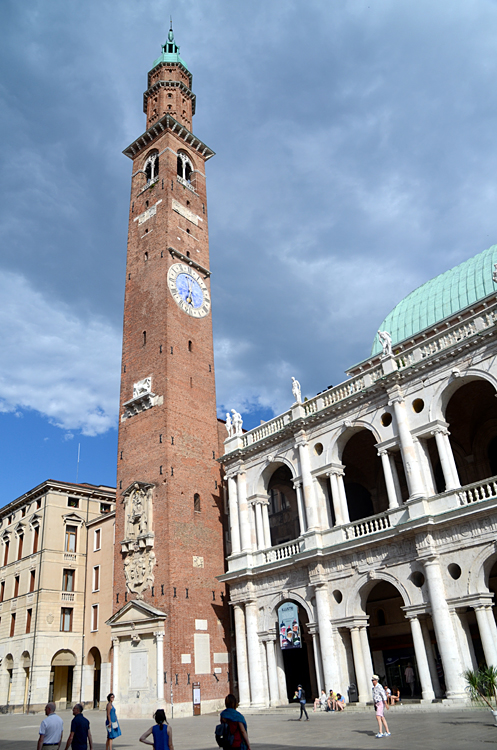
left=109, top=26, right=230, bottom=717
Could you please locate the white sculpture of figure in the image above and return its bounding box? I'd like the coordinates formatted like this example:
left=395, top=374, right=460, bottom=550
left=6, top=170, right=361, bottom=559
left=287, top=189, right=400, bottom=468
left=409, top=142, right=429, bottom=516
left=378, top=330, right=393, bottom=357
left=133, top=376, right=152, bottom=398
left=231, top=409, right=243, bottom=436
left=291, top=376, right=302, bottom=404
left=225, top=412, right=233, bottom=438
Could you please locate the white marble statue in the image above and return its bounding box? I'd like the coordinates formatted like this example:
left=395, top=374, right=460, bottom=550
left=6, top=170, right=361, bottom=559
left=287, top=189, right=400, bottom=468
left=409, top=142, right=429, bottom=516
left=225, top=412, right=233, bottom=438
left=291, top=376, right=302, bottom=404
left=378, top=330, right=393, bottom=357
left=133, top=376, right=152, bottom=398
left=231, top=409, right=243, bottom=436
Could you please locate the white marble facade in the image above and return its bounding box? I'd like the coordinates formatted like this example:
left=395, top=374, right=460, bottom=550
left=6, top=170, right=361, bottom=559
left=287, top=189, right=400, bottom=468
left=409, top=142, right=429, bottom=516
left=221, top=294, right=497, bottom=706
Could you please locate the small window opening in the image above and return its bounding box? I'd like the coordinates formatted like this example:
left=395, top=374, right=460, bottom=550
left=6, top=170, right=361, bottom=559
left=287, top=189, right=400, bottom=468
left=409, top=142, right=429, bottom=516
left=143, top=331, right=147, bottom=346
left=144, top=151, right=159, bottom=183
left=145, top=200, right=149, bottom=208
left=188, top=340, right=192, bottom=352
left=186, top=251, right=190, bottom=258
left=144, top=252, right=148, bottom=261
left=194, top=493, right=201, bottom=512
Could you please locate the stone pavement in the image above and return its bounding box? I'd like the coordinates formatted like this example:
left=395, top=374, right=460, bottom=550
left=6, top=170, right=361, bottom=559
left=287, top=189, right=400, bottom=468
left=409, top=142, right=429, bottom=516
left=0, top=705, right=495, bottom=750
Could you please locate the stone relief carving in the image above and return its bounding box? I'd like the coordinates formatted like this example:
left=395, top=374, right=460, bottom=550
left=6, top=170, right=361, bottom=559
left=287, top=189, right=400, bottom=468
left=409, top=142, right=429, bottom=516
left=121, top=482, right=155, bottom=599
left=133, top=377, right=152, bottom=398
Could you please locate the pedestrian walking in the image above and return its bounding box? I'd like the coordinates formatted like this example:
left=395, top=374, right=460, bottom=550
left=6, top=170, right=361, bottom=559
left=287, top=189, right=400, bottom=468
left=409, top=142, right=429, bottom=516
left=139, top=709, right=174, bottom=750
left=37, top=702, right=64, bottom=750
left=294, top=684, right=309, bottom=720
left=218, top=694, right=251, bottom=750
left=105, top=693, right=121, bottom=750
left=371, top=675, right=390, bottom=738
left=64, top=704, right=93, bottom=750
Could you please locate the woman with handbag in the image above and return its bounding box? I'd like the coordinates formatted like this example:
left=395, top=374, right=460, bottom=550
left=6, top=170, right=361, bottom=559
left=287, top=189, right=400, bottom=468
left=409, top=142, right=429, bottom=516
left=105, top=693, right=121, bottom=750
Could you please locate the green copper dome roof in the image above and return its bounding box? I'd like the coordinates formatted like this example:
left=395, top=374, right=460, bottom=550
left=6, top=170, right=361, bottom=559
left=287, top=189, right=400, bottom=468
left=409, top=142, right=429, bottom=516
left=371, top=244, right=497, bottom=355
left=151, top=27, right=189, bottom=71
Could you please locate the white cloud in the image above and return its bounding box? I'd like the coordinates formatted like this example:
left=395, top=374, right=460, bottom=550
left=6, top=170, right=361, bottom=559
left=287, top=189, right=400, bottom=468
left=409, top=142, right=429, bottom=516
left=0, top=270, right=121, bottom=436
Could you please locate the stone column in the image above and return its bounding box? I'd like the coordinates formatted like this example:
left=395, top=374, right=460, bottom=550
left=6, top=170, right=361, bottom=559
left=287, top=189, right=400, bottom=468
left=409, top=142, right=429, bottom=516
left=406, top=615, right=435, bottom=701
left=237, top=471, right=252, bottom=553
left=233, top=604, right=251, bottom=706
left=350, top=626, right=369, bottom=703
left=359, top=625, right=374, bottom=683
left=336, top=471, right=350, bottom=524
left=245, top=601, right=265, bottom=707
left=275, top=641, right=288, bottom=703
left=261, top=502, right=272, bottom=548
left=378, top=450, right=400, bottom=508
left=100, top=663, right=112, bottom=704
left=307, top=624, right=323, bottom=694
left=265, top=637, right=280, bottom=706
left=313, top=582, right=340, bottom=690
left=327, top=471, right=344, bottom=525
left=422, top=557, right=466, bottom=698
left=389, top=453, right=403, bottom=504
left=420, top=618, right=443, bottom=698
left=293, top=481, right=307, bottom=535
left=296, top=431, right=320, bottom=531
left=390, top=390, right=425, bottom=499
left=227, top=475, right=241, bottom=554
left=81, top=665, right=94, bottom=704
left=259, top=640, right=270, bottom=707
left=112, top=637, right=120, bottom=697
left=458, top=612, right=478, bottom=671
left=254, top=501, right=265, bottom=550
left=432, top=429, right=460, bottom=491
left=474, top=605, right=497, bottom=667
left=155, top=632, right=164, bottom=700
left=451, top=610, right=477, bottom=671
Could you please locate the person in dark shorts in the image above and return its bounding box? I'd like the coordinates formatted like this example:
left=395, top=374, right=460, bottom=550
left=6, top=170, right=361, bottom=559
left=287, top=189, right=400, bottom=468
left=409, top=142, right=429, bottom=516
left=139, top=709, right=174, bottom=750
left=219, top=694, right=251, bottom=750
left=64, top=704, right=93, bottom=750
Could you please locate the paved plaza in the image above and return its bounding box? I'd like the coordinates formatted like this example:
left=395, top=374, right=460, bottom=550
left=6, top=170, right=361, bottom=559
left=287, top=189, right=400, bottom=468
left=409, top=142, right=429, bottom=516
left=0, top=706, right=495, bottom=750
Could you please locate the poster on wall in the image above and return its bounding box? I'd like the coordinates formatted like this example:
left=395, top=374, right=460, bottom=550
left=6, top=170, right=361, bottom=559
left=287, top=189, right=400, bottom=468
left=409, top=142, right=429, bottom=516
left=278, top=602, right=301, bottom=649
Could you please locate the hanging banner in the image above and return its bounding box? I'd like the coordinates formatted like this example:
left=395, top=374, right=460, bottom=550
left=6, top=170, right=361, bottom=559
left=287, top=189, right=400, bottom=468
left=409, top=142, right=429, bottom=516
left=278, top=602, right=301, bottom=649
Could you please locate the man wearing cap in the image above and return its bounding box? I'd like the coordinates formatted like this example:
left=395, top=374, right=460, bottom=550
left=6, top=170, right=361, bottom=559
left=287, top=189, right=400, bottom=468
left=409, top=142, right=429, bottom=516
left=294, top=684, right=309, bottom=721
left=37, top=702, right=64, bottom=750
left=371, top=675, right=390, bottom=738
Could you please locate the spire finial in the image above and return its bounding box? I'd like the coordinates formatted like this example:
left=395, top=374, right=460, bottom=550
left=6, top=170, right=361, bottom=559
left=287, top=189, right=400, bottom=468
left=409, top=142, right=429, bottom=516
left=170, top=15, right=173, bottom=31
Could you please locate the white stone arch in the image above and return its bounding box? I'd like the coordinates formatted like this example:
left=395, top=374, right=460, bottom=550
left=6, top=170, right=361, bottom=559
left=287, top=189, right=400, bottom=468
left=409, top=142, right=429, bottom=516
left=263, top=590, right=315, bottom=632
left=468, top=543, right=497, bottom=596
left=252, top=455, right=298, bottom=497
left=345, top=571, right=412, bottom=618
left=332, top=419, right=382, bottom=463
left=429, top=368, right=497, bottom=422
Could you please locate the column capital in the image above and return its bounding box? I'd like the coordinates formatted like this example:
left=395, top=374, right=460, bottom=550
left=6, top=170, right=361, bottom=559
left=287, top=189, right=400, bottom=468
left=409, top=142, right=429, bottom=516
left=294, top=429, right=308, bottom=447
left=111, top=637, right=120, bottom=646
left=377, top=449, right=389, bottom=457
left=387, top=384, right=405, bottom=405
left=431, top=427, right=450, bottom=437
left=306, top=621, right=319, bottom=636
left=327, top=467, right=345, bottom=477
left=154, top=631, right=164, bottom=639
left=293, top=480, right=302, bottom=489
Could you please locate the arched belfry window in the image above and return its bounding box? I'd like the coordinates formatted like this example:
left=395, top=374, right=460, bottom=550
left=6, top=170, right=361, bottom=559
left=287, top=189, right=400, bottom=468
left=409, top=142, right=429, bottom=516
left=177, top=152, right=193, bottom=184
left=144, top=150, right=159, bottom=184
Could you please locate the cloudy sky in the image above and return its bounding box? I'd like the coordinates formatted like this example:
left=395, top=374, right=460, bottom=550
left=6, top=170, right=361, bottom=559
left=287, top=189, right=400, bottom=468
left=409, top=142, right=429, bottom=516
left=1, top=0, right=497, bottom=503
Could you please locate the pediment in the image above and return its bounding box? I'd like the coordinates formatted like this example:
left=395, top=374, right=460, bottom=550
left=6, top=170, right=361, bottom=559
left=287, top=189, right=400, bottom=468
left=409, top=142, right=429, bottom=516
left=62, top=512, right=85, bottom=526
left=106, top=599, right=166, bottom=628
left=122, top=481, right=155, bottom=499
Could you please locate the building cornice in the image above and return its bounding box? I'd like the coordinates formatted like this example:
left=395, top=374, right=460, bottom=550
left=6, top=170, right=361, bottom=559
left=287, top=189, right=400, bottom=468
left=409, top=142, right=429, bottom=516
left=123, top=114, right=215, bottom=161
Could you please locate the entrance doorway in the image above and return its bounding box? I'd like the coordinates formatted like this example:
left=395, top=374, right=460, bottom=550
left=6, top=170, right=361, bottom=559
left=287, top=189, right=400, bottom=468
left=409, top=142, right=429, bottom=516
left=50, top=650, right=76, bottom=709
left=88, top=647, right=101, bottom=708
left=365, top=581, right=419, bottom=698
left=277, top=602, right=316, bottom=702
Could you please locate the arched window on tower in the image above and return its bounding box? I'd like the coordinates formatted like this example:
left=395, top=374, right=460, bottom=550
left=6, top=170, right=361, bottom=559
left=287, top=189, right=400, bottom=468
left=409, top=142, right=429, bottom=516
left=177, top=152, right=193, bottom=185
left=144, top=150, right=159, bottom=184
left=194, top=493, right=201, bottom=513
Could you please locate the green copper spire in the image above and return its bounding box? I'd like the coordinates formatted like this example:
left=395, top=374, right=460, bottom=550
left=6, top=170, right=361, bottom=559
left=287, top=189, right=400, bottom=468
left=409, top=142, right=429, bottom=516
left=151, top=21, right=189, bottom=71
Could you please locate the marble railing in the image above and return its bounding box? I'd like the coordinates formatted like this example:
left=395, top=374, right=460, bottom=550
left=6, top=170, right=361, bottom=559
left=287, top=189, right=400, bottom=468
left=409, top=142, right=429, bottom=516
left=263, top=538, right=304, bottom=563
left=343, top=512, right=391, bottom=539
left=241, top=412, right=292, bottom=448
left=458, top=476, right=497, bottom=506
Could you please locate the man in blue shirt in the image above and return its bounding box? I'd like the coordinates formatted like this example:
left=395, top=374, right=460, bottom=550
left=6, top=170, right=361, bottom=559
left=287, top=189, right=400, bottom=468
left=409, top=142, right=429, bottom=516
left=64, top=704, right=93, bottom=750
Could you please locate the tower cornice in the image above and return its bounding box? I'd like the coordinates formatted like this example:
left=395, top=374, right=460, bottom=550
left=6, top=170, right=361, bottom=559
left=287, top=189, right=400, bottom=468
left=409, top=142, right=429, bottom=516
left=143, top=79, right=196, bottom=115
left=123, top=114, right=215, bottom=160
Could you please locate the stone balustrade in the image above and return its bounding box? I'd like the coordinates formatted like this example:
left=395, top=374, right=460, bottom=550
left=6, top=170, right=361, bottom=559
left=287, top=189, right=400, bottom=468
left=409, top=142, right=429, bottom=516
left=343, top=512, right=391, bottom=539
left=458, top=475, right=497, bottom=505
left=263, top=539, right=303, bottom=563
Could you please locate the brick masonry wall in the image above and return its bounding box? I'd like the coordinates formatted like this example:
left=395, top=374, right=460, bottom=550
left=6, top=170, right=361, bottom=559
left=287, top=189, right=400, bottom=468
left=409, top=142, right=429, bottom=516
left=114, top=117, right=231, bottom=706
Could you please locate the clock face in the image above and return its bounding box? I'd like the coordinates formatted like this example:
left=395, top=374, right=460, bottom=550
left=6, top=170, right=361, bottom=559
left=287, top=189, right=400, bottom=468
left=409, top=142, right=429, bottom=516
left=167, top=263, right=211, bottom=318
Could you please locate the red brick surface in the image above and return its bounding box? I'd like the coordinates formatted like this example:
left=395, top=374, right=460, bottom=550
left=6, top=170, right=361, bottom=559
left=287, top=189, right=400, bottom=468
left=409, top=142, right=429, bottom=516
left=114, top=68, right=231, bottom=705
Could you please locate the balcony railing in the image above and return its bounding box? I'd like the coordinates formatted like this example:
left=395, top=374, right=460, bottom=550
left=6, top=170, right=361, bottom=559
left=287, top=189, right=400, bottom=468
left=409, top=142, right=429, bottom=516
left=61, top=592, right=75, bottom=602
left=459, top=477, right=497, bottom=505
left=64, top=552, right=77, bottom=561
left=343, top=512, right=391, bottom=539
left=263, top=539, right=304, bottom=563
